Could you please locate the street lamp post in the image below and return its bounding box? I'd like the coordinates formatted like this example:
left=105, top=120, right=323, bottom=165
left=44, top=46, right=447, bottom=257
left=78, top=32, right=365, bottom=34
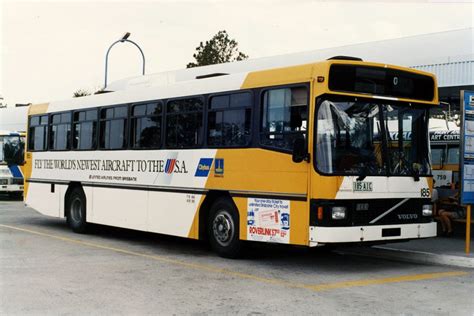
left=104, top=32, right=146, bottom=89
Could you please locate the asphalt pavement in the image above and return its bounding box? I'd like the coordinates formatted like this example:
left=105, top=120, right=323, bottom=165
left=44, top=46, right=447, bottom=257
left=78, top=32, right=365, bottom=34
left=337, top=231, right=474, bottom=269
left=1, top=199, right=473, bottom=315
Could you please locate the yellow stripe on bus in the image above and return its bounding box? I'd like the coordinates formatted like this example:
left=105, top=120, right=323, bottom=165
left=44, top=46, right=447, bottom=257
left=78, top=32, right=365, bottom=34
left=24, top=103, right=49, bottom=199
left=27, top=103, right=49, bottom=115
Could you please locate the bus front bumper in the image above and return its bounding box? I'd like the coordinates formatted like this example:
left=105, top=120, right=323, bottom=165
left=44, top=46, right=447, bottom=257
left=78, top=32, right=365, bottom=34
left=309, top=222, right=436, bottom=246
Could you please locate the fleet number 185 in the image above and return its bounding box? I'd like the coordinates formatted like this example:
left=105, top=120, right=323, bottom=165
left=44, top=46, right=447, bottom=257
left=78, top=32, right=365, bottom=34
left=420, top=188, right=430, bottom=197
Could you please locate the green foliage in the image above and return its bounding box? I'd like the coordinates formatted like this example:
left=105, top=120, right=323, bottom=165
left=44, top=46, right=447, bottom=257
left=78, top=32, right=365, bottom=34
left=72, top=89, right=91, bottom=98
left=187, top=30, right=248, bottom=68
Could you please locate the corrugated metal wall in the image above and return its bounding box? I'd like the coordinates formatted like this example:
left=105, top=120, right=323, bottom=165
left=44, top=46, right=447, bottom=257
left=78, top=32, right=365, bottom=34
left=411, top=60, right=474, bottom=88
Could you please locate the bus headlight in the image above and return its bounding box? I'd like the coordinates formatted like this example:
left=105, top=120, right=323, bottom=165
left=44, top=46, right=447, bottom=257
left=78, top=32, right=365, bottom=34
left=332, top=206, right=347, bottom=220
left=422, top=204, right=433, bottom=216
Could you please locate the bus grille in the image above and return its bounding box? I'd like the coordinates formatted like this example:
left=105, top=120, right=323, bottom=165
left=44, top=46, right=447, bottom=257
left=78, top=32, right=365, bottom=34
left=352, top=199, right=426, bottom=225
left=311, top=198, right=432, bottom=226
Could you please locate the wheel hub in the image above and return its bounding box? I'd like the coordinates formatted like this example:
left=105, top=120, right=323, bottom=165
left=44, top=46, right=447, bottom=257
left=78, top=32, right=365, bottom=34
left=71, top=198, right=82, bottom=222
left=213, top=212, right=234, bottom=246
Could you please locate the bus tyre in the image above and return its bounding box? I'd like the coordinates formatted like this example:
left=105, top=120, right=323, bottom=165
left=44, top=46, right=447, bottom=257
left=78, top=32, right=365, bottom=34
left=208, top=197, right=243, bottom=259
left=66, top=188, right=88, bottom=234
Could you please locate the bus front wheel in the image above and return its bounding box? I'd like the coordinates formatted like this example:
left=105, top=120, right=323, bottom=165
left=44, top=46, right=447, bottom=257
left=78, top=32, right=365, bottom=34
left=208, top=197, right=243, bottom=258
left=66, top=188, right=88, bottom=233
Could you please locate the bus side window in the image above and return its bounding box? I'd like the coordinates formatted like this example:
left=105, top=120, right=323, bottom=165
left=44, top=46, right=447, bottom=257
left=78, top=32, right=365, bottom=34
left=260, top=86, right=308, bottom=151
left=208, top=92, right=252, bottom=147
left=131, top=102, right=162, bottom=149
left=99, top=105, right=128, bottom=150
left=165, top=97, right=203, bottom=148
left=50, top=112, right=72, bottom=151
left=28, top=115, right=49, bottom=151
left=73, top=109, right=98, bottom=150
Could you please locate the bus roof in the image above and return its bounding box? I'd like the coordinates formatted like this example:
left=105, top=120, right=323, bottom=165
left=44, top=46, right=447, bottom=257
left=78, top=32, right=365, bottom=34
left=0, top=130, right=26, bottom=136
left=105, top=58, right=436, bottom=92
left=29, top=59, right=438, bottom=115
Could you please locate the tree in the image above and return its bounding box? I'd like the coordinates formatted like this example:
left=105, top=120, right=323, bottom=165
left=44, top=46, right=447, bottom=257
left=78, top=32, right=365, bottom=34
left=72, top=89, right=91, bottom=98
left=186, top=30, right=248, bottom=68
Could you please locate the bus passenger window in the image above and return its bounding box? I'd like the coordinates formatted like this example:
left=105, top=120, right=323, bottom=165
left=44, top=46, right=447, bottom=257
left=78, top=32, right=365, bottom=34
left=28, top=115, right=49, bottom=151
left=208, top=92, right=252, bottom=147
left=99, top=105, right=128, bottom=150
left=165, top=97, right=203, bottom=148
left=73, top=109, right=98, bottom=150
left=131, top=102, right=162, bottom=149
left=50, top=112, right=72, bottom=150
left=261, top=86, right=308, bottom=151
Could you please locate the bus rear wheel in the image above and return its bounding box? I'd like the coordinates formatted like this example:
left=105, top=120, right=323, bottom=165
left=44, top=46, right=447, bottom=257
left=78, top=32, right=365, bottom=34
left=66, top=188, right=88, bottom=233
left=208, top=197, right=243, bottom=258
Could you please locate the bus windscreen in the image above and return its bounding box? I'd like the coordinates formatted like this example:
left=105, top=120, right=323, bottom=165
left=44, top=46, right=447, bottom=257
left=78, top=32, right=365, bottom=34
left=328, top=64, right=435, bottom=101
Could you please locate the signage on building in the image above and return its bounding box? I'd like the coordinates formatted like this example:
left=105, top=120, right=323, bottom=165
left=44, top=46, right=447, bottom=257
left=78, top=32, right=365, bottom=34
left=460, top=90, right=474, bottom=204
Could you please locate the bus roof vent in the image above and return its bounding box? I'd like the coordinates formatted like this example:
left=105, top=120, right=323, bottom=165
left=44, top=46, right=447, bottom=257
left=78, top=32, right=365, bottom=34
left=195, top=73, right=229, bottom=79
left=327, top=56, right=363, bottom=61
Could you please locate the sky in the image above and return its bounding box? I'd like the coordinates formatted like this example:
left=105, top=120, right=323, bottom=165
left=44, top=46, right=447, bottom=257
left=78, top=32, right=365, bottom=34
left=1, top=0, right=473, bottom=106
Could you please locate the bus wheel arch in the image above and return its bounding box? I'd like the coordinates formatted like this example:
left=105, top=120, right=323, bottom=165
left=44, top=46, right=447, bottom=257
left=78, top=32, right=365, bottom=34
left=198, top=191, right=228, bottom=240
left=65, top=183, right=88, bottom=233
left=203, top=192, right=243, bottom=258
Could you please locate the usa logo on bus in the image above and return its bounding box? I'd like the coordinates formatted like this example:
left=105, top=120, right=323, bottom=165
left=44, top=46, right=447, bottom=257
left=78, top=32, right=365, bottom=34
left=165, top=159, right=176, bottom=174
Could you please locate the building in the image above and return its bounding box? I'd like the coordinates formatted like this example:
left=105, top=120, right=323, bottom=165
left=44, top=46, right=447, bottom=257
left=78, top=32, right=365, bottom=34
left=0, top=106, right=29, bottom=132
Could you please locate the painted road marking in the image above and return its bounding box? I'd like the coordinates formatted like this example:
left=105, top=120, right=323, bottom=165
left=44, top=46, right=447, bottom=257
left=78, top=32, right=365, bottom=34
left=306, top=271, right=468, bottom=291
left=0, top=224, right=469, bottom=292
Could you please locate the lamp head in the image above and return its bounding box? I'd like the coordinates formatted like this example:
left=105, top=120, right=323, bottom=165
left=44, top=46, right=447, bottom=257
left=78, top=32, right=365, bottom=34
left=120, top=32, right=131, bottom=42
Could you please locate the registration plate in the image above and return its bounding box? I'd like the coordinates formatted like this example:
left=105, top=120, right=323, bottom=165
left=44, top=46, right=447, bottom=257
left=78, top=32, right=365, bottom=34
left=353, top=181, right=373, bottom=192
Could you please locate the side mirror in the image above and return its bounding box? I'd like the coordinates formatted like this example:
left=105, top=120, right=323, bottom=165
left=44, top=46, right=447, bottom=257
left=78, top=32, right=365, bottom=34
left=292, top=138, right=309, bottom=163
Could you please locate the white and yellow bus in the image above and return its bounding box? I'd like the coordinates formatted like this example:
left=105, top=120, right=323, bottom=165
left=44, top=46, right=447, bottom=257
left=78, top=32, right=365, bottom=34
left=24, top=57, right=438, bottom=257
left=0, top=130, right=26, bottom=198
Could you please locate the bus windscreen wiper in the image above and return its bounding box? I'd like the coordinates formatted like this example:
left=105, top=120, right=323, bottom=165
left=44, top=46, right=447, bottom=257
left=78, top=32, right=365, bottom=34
left=412, top=163, right=421, bottom=182
left=356, top=165, right=367, bottom=181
